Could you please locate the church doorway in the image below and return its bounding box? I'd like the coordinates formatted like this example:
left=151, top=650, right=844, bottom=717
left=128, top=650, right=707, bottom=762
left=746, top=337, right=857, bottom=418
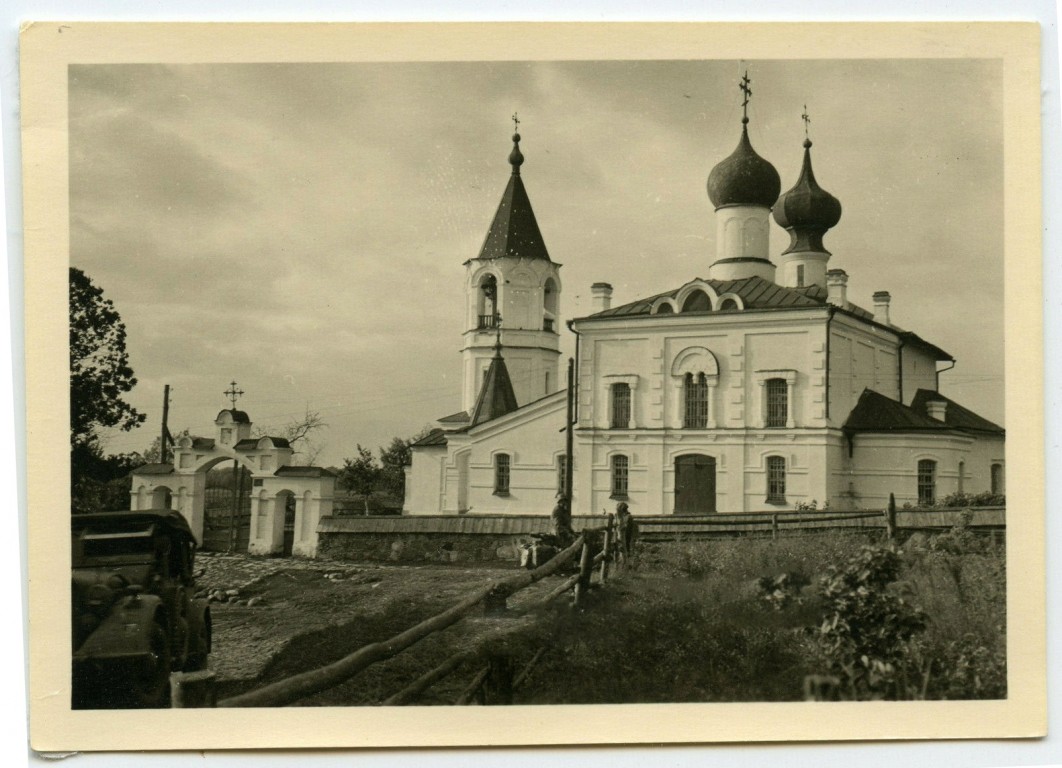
left=281, top=493, right=297, bottom=557
left=674, top=454, right=716, bottom=514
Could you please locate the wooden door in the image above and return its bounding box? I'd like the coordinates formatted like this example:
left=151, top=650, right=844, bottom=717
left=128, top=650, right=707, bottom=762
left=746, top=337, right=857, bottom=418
left=674, top=454, right=716, bottom=514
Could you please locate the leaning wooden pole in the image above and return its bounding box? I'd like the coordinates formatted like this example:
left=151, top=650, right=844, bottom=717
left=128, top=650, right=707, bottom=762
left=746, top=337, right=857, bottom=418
left=219, top=534, right=587, bottom=707
left=160, top=384, right=171, bottom=465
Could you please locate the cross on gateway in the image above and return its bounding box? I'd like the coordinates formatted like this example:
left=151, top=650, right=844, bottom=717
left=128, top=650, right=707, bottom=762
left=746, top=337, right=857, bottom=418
left=224, top=380, right=244, bottom=409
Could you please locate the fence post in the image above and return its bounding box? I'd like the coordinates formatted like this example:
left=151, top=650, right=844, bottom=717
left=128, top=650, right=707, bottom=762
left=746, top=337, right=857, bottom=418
left=771, top=514, right=779, bottom=540
left=483, top=586, right=507, bottom=616
left=484, top=653, right=515, bottom=705
left=600, top=515, right=614, bottom=583
left=573, top=540, right=593, bottom=607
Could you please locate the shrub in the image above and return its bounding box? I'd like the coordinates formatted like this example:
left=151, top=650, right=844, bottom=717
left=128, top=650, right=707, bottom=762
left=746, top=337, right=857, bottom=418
left=809, top=544, right=928, bottom=700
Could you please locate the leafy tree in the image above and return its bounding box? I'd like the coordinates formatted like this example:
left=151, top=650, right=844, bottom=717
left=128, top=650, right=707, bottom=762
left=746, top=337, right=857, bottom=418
left=378, top=437, right=412, bottom=498
left=339, top=445, right=379, bottom=515
left=141, top=427, right=192, bottom=464
left=70, top=268, right=146, bottom=509
left=70, top=267, right=146, bottom=450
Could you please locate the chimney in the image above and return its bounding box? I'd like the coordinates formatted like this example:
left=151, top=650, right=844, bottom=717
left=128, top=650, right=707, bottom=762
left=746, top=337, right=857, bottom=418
left=591, top=282, right=613, bottom=313
left=826, top=269, right=848, bottom=308
left=926, top=399, right=948, bottom=422
left=873, top=290, right=892, bottom=325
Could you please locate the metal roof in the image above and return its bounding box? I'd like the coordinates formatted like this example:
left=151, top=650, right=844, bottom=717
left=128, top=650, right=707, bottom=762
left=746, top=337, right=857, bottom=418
left=274, top=465, right=337, bottom=478
left=132, top=463, right=174, bottom=475
left=909, top=389, right=1004, bottom=435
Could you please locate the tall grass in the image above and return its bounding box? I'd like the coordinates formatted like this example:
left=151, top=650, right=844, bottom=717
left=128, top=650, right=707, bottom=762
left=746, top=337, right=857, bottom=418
left=518, top=529, right=1006, bottom=703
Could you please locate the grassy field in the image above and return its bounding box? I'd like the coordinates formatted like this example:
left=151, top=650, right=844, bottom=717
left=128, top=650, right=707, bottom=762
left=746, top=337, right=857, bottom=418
left=517, top=528, right=1006, bottom=703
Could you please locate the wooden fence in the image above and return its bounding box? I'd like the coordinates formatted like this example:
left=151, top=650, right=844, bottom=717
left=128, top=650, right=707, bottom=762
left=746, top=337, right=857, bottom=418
left=173, top=518, right=626, bottom=708
left=635, top=506, right=1005, bottom=541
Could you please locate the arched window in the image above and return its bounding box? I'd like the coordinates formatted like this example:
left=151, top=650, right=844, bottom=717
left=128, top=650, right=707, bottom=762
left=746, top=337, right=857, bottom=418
left=766, top=456, right=786, bottom=504
left=610, top=455, right=629, bottom=499
left=611, top=383, right=631, bottom=429
left=494, top=453, right=511, bottom=495
left=718, top=298, right=738, bottom=311
left=654, top=302, right=674, bottom=315
left=765, top=378, right=788, bottom=427
left=682, top=290, right=711, bottom=312
left=917, top=459, right=936, bottom=506
left=684, top=372, right=709, bottom=428
left=478, top=275, right=499, bottom=329
left=991, top=463, right=1004, bottom=496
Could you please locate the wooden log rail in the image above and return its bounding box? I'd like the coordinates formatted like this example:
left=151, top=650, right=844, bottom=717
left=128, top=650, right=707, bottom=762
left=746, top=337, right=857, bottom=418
left=217, top=528, right=613, bottom=708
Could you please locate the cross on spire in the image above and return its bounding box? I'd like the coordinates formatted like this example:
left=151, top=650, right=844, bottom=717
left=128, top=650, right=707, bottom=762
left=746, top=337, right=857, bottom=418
left=494, top=316, right=503, bottom=353
left=802, top=104, right=811, bottom=139
left=512, top=112, right=520, bottom=132
left=224, top=380, right=244, bottom=409
left=739, top=70, right=752, bottom=122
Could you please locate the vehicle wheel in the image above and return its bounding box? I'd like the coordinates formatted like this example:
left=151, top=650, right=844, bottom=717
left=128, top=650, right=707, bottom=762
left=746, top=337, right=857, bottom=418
left=129, top=621, right=172, bottom=708
left=184, top=618, right=211, bottom=672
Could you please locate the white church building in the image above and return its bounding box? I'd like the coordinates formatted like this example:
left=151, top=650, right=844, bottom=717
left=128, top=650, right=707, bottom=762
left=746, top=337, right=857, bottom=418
left=406, top=90, right=1005, bottom=518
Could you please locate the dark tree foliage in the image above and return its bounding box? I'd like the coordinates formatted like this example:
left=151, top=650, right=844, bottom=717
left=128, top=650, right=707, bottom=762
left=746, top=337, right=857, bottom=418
left=70, top=268, right=146, bottom=511
left=339, top=445, right=379, bottom=514
left=70, top=267, right=146, bottom=447
left=377, top=436, right=412, bottom=498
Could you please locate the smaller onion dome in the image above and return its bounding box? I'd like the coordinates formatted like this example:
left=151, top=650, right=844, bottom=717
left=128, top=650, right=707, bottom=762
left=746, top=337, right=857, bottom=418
left=508, top=132, right=524, bottom=173
left=772, top=139, right=842, bottom=254
left=707, top=122, right=782, bottom=210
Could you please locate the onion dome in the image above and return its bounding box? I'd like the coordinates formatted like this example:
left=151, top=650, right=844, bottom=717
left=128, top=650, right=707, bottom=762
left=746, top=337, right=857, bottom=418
left=707, top=121, right=782, bottom=210
left=772, top=139, right=842, bottom=254
left=508, top=132, right=524, bottom=172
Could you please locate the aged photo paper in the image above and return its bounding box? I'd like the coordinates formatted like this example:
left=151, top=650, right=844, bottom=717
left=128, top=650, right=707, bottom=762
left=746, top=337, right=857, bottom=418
left=21, top=22, right=1044, bottom=751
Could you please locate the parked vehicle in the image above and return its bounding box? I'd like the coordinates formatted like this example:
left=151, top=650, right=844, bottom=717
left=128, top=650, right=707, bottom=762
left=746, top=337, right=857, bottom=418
left=72, top=510, right=211, bottom=708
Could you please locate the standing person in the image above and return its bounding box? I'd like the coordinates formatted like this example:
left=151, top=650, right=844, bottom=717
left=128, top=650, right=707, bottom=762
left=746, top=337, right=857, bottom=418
left=616, top=502, right=637, bottom=560
left=550, top=495, right=575, bottom=545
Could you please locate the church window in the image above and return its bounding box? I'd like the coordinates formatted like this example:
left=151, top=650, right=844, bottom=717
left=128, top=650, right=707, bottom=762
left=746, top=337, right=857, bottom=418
left=610, top=455, right=629, bottom=499
left=654, top=302, right=674, bottom=315
left=682, top=290, right=711, bottom=312
left=611, top=383, right=631, bottom=429
left=766, top=456, right=786, bottom=504
left=556, top=455, right=568, bottom=496
left=765, top=379, right=788, bottom=428
left=917, top=460, right=936, bottom=506
left=958, top=461, right=965, bottom=494
left=796, top=264, right=805, bottom=287
left=991, top=463, right=1004, bottom=496
left=494, top=453, right=510, bottom=495
left=718, top=298, right=738, bottom=311
left=478, top=275, right=499, bottom=329
left=545, top=371, right=551, bottom=395
left=684, top=373, right=709, bottom=428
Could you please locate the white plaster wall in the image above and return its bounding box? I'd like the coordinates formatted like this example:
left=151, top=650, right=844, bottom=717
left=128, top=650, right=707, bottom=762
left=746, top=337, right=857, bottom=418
left=901, top=345, right=941, bottom=405
left=406, top=446, right=447, bottom=514
left=847, top=432, right=979, bottom=509
left=828, top=315, right=901, bottom=423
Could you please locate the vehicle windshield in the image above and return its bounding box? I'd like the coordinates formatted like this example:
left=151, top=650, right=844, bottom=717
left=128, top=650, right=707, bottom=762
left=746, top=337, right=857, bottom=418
left=74, top=524, right=157, bottom=565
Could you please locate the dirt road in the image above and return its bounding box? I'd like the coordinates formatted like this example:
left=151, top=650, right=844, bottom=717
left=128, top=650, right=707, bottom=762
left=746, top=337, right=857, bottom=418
left=195, top=552, right=566, bottom=705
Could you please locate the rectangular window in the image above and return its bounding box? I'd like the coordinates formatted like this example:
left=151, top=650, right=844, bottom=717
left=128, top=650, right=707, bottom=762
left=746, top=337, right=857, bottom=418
left=494, top=453, right=510, bottom=495
left=611, top=383, right=631, bottom=428
left=684, top=373, right=709, bottom=429
left=556, top=455, right=568, bottom=496
left=796, top=264, right=805, bottom=287
left=765, top=378, right=788, bottom=428
left=610, top=454, right=629, bottom=498
left=766, top=456, right=786, bottom=504
left=990, top=463, right=1004, bottom=496
left=917, top=459, right=936, bottom=506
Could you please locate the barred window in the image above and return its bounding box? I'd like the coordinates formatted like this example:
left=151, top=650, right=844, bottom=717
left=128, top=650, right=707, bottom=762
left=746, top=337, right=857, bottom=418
left=611, top=455, right=629, bottom=498
left=611, top=383, right=631, bottom=428
left=494, top=453, right=510, bottom=495
left=765, top=378, right=788, bottom=428
left=917, top=459, right=936, bottom=506
left=556, top=455, right=568, bottom=497
left=684, top=372, right=709, bottom=428
left=766, top=456, right=786, bottom=503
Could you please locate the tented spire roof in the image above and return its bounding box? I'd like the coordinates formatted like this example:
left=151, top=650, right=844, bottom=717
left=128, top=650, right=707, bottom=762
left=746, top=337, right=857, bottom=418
left=476, top=131, right=552, bottom=262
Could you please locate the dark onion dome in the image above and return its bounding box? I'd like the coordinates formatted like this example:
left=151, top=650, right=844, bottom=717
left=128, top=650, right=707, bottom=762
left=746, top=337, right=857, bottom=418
left=772, top=139, right=842, bottom=254
left=707, top=123, right=782, bottom=210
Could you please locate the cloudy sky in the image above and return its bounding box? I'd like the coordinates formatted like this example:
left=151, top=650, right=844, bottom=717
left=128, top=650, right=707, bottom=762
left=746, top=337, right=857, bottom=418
left=69, top=59, right=1003, bottom=467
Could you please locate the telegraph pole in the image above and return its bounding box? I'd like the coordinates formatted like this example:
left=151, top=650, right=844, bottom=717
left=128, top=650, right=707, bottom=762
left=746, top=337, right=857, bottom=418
left=160, top=384, right=171, bottom=464
left=565, top=358, right=574, bottom=507
left=224, top=381, right=245, bottom=553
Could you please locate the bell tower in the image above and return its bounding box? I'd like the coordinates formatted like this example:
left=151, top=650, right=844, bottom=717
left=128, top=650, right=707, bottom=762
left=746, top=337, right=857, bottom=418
left=461, top=119, right=562, bottom=414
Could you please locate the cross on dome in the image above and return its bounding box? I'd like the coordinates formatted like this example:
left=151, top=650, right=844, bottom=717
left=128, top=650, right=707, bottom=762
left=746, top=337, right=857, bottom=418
left=224, top=380, right=244, bottom=408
